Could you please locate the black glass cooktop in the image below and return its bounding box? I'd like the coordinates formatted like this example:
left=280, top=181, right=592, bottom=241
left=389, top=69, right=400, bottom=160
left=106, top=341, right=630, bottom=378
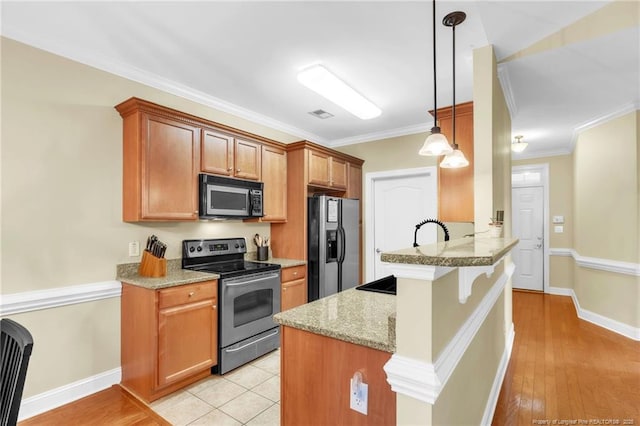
left=189, top=260, right=280, bottom=278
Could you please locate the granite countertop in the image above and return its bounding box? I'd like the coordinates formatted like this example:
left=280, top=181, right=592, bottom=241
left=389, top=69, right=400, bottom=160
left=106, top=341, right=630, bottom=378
left=117, top=255, right=306, bottom=289
left=381, top=237, right=519, bottom=267
left=273, top=288, right=396, bottom=353
left=117, top=259, right=219, bottom=289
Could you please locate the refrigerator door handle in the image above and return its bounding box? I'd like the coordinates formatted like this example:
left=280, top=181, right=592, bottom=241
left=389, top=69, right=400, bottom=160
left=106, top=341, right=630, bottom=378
left=337, top=226, right=346, bottom=263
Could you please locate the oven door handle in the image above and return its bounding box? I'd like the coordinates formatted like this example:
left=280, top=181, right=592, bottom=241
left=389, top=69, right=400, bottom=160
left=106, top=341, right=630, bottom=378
left=224, top=273, right=280, bottom=287
left=223, top=330, right=279, bottom=353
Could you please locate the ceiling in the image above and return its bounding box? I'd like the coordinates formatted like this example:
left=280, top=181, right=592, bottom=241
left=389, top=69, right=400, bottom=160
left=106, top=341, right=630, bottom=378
left=2, top=1, right=638, bottom=159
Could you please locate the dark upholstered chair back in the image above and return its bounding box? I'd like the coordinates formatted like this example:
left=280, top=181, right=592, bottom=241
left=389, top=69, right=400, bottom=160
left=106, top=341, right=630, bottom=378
left=1, top=318, right=34, bottom=426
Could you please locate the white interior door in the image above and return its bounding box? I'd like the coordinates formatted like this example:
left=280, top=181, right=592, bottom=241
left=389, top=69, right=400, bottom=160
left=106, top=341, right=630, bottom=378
left=369, top=170, right=437, bottom=280
left=512, top=186, right=544, bottom=291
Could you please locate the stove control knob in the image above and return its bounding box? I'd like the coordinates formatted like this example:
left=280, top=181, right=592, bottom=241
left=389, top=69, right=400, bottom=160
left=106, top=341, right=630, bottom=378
left=196, top=246, right=203, bottom=252
left=235, top=243, right=240, bottom=249
left=240, top=242, right=245, bottom=249
left=189, top=246, right=195, bottom=253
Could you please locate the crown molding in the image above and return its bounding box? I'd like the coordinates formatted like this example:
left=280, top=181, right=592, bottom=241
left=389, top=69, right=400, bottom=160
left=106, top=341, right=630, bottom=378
left=511, top=147, right=573, bottom=160
left=497, top=65, right=517, bottom=119
left=329, top=122, right=433, bottom=148
left=1, top=30, right=325, bottom=144
left=569, top=102, right=639, bottom=152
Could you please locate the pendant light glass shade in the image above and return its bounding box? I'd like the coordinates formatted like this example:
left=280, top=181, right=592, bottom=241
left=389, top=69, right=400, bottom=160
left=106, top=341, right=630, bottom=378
left=440, top=148, right=469, bottom=168
left=419, top=130, right=453, bottom=156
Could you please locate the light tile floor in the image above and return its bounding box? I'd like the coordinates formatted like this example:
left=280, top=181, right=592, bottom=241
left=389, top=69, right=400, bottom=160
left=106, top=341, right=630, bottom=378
left=151, top=349, right=281, bottom=426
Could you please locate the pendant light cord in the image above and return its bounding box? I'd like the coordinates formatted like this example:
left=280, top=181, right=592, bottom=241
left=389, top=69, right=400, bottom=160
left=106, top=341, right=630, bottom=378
left=452, top=21, right=456, bottom=149
left=432, top=0, right=438, bottom=131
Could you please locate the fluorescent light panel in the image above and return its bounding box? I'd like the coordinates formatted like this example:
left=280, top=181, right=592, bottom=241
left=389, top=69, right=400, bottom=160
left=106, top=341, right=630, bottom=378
left=297, top=65, right=381, bottom=120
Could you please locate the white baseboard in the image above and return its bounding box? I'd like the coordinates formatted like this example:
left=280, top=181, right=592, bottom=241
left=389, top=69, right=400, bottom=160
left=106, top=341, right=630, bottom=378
left=481, top=323, right=515, bottom=426
left=547, top=286, right=573, bottom=296
left=546, top=287, right=640, bottom=341
left=569, top=292, right=640, bottom=341
left=19, top=367, right=122, bottom=421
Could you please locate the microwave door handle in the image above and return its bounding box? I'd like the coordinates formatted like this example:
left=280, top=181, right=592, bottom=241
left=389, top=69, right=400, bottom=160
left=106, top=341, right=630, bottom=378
left=248, top=190, right=253, bottom=215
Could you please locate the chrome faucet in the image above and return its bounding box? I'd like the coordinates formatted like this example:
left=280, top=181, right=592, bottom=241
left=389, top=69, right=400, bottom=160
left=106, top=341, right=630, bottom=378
left=413, top=219, right=450, bottom=247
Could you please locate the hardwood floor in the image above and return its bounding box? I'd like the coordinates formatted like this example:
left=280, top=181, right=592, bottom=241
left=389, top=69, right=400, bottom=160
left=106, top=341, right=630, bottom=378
left=19, top=385, right=170, bottom=426
left=493, top=291, right=640, bottom=425
left=17, top=292, right=639, bottom=425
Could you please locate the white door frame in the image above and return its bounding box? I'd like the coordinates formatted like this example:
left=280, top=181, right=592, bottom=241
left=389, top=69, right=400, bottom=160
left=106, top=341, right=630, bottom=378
left=365, top=166, right=437, bottom=282
left=511, top=164, right=550, bottom=293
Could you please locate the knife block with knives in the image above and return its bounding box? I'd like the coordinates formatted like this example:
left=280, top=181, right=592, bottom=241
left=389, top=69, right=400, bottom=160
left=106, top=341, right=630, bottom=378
left=138, top=235, right=167, bottom=278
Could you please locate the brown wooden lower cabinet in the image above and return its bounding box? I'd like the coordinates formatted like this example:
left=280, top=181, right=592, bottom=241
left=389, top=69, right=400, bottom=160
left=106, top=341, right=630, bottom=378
left=121, top=281, right=218, bottom=402
left=281, top=265, right=307, bottom=311
left=281, top=326, right=396, bottom=426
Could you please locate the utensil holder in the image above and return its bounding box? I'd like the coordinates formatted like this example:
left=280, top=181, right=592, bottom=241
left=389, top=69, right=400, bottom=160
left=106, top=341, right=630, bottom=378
left=257, top=246, right=269, bottom=261
left=138, top=250, right=167, bottom=278
left=488, top=224, right=503, bottom=238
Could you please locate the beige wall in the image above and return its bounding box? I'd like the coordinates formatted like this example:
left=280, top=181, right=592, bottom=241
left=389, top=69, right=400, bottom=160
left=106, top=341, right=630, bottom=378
left=1, top=38, right=299, bottom=397
left=572, top=111, right=639, bottom=327
left=574, top=112, right=638, bottom=262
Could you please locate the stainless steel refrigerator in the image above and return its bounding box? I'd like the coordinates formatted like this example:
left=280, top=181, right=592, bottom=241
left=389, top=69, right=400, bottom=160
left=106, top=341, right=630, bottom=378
left=308, top=195, right=360, bottom=301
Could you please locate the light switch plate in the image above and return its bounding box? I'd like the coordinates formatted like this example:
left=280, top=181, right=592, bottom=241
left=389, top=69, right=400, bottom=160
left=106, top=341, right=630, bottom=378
left=554, top=226, right=564, bottom=233
left=553, top=215, right=564, bottom=224
left=128, top=241, right=140, bottom=257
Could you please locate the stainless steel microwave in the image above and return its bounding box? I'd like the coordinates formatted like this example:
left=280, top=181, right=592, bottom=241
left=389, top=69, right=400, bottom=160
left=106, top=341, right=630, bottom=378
left=199, top=174, right=263, bottom=219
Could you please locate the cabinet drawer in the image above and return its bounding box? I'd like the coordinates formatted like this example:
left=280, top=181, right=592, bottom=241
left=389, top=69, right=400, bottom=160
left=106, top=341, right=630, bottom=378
left=158, top=281, right=217, bottom=309
left=281, top=265, right=306, bottom=283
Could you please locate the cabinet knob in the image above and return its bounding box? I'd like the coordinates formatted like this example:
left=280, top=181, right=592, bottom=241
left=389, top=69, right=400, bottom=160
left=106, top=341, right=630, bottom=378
left=293, top=271, right=298, bottom=276
left=283, top=288, right=287, bottom=291
left=236, top=168, right=241, bottom=172
left=213, top=305, right=217, bottom=309
left=227, top=167, right=233, bottom=171
left=188, top=291, right=195, bottom=297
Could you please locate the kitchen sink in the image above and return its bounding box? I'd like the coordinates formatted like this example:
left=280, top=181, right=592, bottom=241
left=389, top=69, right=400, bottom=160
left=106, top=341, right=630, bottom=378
left=356, top=275, right=396, bottom=295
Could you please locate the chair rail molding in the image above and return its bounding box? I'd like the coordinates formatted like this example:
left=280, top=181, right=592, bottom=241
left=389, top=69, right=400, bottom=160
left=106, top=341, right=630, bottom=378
left=549, top=248, right=640, bottom=276
left=0, top=281, right=122, bottom=316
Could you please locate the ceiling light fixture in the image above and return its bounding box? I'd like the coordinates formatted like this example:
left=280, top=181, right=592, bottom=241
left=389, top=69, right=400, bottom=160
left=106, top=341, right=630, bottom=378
left=419, top=0, right=452, bottom=156
left=511, top=135, right=528, bottom=152
left=297, top=64, right=381, bottom=120
left=439, top=10, right=469, bottom=169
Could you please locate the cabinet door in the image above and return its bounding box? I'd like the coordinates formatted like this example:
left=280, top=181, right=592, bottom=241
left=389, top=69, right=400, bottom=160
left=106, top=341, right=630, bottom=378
left=141, top=114, right=200, bottom=220
left=157, top=298, right=217, bottom=387
left=346, top=163, right=362, bottom=200
left=201, top=129, right=234, bottom=176
left=234, top=138, right=261, bottom=180
left=330, top=157, right=347, bottom=189
left=261, top=145, right=287, bottom=222
left=308, top=150, right=331, bottom=187
left=282, top=278, right=307, bottom=311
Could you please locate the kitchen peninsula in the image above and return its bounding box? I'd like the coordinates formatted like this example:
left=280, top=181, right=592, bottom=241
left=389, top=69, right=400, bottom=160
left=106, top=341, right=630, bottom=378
left=274, top=237, right=517, bottom=426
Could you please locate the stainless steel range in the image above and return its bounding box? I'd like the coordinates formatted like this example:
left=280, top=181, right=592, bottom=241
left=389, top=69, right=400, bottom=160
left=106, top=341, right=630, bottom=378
left=182, top=238, right=281, bottom=374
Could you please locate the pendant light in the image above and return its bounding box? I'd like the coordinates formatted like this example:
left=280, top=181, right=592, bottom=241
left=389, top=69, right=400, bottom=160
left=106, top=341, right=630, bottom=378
left=440, top=11, right=469, bottom=169
left=419, top=0, right=453, bottom=156
left=511, top=135, right=528, bottom=152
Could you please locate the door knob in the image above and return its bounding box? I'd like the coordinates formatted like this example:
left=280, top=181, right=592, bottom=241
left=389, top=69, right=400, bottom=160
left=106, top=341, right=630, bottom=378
left=375, top=248, right=382, bottom=253
left=535, top=244, right=542, bottom=249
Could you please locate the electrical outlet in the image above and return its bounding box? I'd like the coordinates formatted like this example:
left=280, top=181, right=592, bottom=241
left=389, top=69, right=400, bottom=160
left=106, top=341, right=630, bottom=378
left=350, top=377, right=368, bottom=415
left=128, top=241, right=140, bottom=257
left=554, top=226, right=564, bottom=233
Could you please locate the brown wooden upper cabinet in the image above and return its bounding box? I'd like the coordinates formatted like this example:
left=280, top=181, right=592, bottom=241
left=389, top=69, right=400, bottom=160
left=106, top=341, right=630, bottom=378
left=432, top=101, right=474, bottom=223
left=201, top=129, right=261, bottom=181
left=118, top=105, right=201, bottom=222
left=308, top=149, right=347, bottom=190
left=260, top=145, right=287, bottom=222
left=116, top=97, right=286, bottom=223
